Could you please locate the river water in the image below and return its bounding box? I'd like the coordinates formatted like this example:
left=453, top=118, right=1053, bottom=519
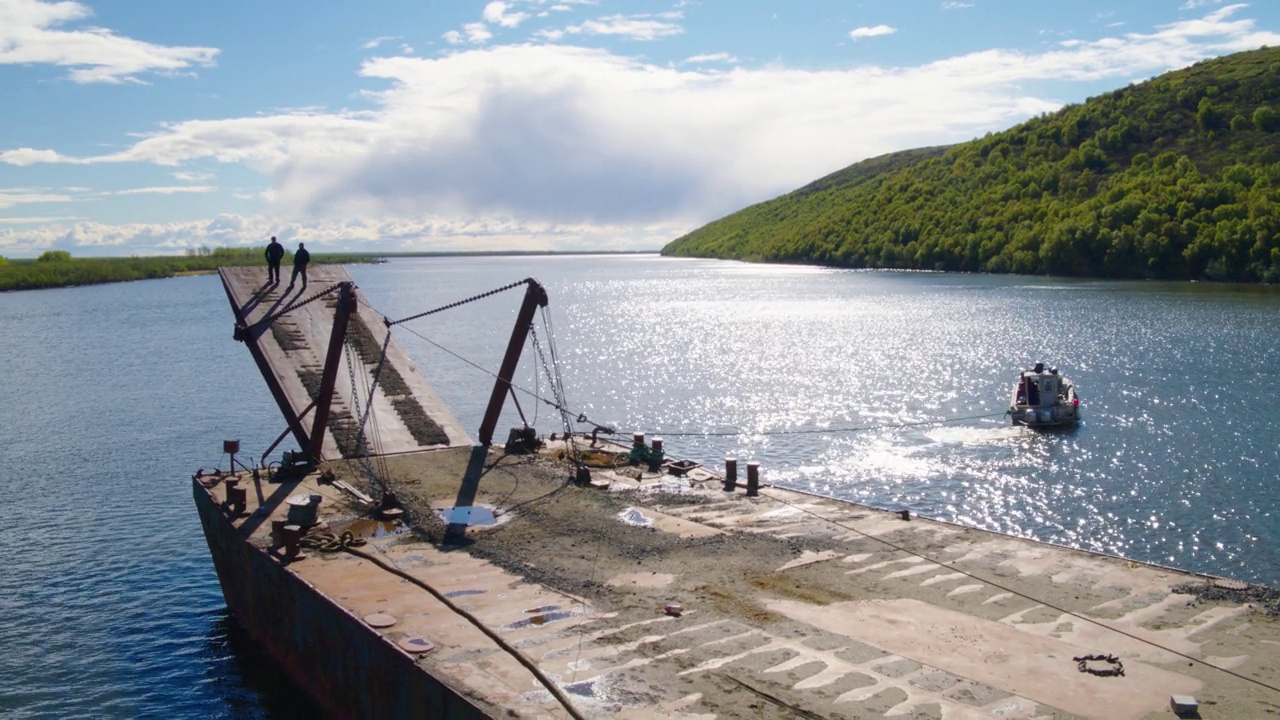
left=2, top=254, right=1277, bottom=718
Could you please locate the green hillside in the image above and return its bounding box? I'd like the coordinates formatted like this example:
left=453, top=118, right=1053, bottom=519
left=662, top=46, right=1280, bottom=283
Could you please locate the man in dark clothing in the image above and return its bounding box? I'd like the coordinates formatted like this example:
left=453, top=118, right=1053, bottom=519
left=264, top=236, right=284, bottom=283
left=288, top=242, right=311, bottom=290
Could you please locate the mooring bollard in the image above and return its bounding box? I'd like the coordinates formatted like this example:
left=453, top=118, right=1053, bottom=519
left=224, top=480, right=247, bottom=516
left=652, top=437, right=663, bottom=452
left=633, top=431, right=645, bottom=446
left=281, top=524, right=305, bottom=561
left=746, top=462, right=760, bottom=497
left=723, top=458, right=737, bottom=491
left=271, top=519, right=287, bottom=547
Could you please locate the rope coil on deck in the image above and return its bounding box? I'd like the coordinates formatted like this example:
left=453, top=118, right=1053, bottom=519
left=1073, top=654, right=1125, bottom=677
left=299, top=530, right=367, bottom=553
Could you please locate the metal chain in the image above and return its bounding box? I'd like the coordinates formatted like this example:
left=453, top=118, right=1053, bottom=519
left=386, top=278, right=531, bottom=327
left=524, top=317, right=576, bottom=450
left=530, top=323, right=572, bottom=436
left=344, top=341, right=382, bottom=494
left=357, top=332, right=392, bottom=436
left=254, top=282, right=346, bottom=329
left=539, top=308, right=581, bottom=462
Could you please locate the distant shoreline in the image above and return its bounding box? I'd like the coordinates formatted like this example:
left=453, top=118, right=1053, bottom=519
left=0, top=249, right=661, bottom=292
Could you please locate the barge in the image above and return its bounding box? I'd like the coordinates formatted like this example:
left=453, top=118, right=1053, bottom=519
left=195, top=266, right=1280, bottom=719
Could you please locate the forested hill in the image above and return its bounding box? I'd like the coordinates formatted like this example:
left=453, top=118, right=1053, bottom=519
left=662, top=46, right=1280, bottom=283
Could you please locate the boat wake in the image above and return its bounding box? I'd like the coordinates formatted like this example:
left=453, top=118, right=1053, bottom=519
left=924, top=425, right=1024, bottom=445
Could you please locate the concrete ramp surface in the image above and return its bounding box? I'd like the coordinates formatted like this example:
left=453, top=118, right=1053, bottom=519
left=219, top=265, right=470, bottom=460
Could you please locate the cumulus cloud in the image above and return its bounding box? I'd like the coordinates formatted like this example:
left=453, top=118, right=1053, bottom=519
left=849, top=25, right=897, bottom=40
left=362, top=35, right=399, bottom=50
left=444, top=22, right=494, bottom=45
left=4, top=4, right=1279, bottom=255
left=172, top=170, right=215, bottom=182
left=0, top=0, right=218, bottom=83
left=683, top=52, right=736, bottom=64
left=0, top=213, right=673, bottom=256
left=483, top=1, right=530, bottom=28
left=942, top=2, right=974, bottom=9
left=0, top=189, right=73, bottom=209
left=553, top=14, right=684, bottom=41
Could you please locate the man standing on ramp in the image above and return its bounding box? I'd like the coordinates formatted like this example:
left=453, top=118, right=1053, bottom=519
left=288, top=242, right=311, bottom=290
left=264, top=236, right=284, bottom=284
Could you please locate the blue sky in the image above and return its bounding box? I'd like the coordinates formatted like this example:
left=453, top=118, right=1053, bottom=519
left=2, top=0, right=1279, bottom=257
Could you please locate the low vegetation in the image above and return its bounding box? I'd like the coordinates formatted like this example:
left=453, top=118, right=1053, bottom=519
left=0, top=246, right=382, bottom=292
left=663, top=46, right=1280, bottom=283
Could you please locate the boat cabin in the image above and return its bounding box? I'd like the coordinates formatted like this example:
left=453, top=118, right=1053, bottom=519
left=1015, top=362, right=1063, bottom=408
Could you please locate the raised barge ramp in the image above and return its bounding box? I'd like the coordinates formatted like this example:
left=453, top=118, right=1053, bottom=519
left=196, top=267, right=1280, bottom=719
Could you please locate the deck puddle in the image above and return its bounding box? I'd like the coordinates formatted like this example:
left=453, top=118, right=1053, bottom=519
left=343, top=519, right=408, bottom=539
left=617, top=507, right=652, bottom=527
left=438, top=506, right=497, bottom=526
left=502, top=611, right=575, bottom=631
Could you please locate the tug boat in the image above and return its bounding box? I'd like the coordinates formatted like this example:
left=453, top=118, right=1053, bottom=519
left=1009, top=362, right=1079, bottom=428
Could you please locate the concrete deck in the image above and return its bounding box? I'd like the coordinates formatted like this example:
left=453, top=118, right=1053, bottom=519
left=197, top=447, right=1280, bottom=719
left=203, top=263, right=1280, bottom=719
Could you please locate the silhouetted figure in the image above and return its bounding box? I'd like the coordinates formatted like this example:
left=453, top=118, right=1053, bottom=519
left=288, top=242, right=311, bottom=290
left=264, top=236, right=284, bottom=284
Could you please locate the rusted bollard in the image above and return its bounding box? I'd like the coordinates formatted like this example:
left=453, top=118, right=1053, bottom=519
left=651, top=437, right=663, bottom=452
left=281, top=524, right=305, bottom=562
left=224, top=481, right=247, bottom=516
left=723, top=458, right=737, bottom=491
left=271, top=519, right=287, bottom=547
left=746, top=462, right=760, bottom=497
left=632, top=431, right=645, bottom=446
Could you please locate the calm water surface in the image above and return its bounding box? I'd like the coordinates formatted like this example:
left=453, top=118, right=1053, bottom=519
left=2, top=254, right=1277, bottom=717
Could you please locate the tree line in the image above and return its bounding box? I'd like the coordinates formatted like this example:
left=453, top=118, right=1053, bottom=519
left=0, top=247, right=380, bottom=292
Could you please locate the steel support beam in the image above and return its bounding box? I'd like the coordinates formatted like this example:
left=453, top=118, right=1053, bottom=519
left=307, top=282, right=356, bottom=461
left=220, top=269, right=313, bottom=453
left=478, top=279, right=548, bottom=445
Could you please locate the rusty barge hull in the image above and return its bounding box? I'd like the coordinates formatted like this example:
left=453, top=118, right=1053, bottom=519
left=194, top=479, right=489, bottom=718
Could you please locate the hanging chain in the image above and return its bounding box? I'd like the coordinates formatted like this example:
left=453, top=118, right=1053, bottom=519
left=530, top=315, right=582, bottom=472
left=385, top=279, right=532, bottom=327
left=239, top=283, right=347, bottom=340
left=344, top=341, right=382, bottom=495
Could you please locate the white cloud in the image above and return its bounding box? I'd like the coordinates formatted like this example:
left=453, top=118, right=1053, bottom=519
left=0, top=148, right=78, bottom=166
left=463, top=22, right=494, bottom=43
left=0, top=216, right=84, bottom=224
left=0, top=0, right=218, bottom=83
left=942, top=2, right=974, bottom=9
left=483, top=2, right=530, bottom=28
left=109, top=185, right=217, bottom=196
left=684, top=52, right=736, bottom=64
left=1181, top=0, right=1224, bottom=9
left=362, top=36, right=399, bottom=50
left=0, top=189, right=73, bottom=209
left=4, top=5, right=1279, bottom=255
left=555, top=14, right=684, bottom=41
left=172, top=171, right=215, bottom=182
left=849, top=25, right=897, bottom=40
left=0, top=213, right=673, bottom=256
